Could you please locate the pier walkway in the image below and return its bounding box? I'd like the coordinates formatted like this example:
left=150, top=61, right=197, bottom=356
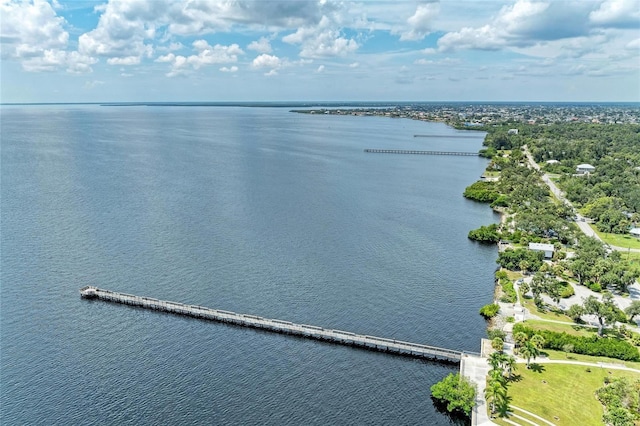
left=80, top=286, right=467, bottom=362
left=364, top=149, right=479, bottom=156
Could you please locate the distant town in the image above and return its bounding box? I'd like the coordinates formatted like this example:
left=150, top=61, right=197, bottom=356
left=294, top=103, right=640, bottom=126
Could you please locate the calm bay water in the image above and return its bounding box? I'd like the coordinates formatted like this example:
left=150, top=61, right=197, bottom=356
left=1, top=106, right=498, bottom=425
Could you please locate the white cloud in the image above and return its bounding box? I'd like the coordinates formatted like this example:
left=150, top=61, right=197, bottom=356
left=252, top=53, right=282, bottom=69
left=590, top=0, right=640, bottom=28
left=107, top=56, right=141, bottom=65
left=188, top=41, right=243, bottom=68
left=78, top=0, right=159, bottom=64
left=219, top=66, right=238, bottom=73
left=0, top=0, right=69, bottom=58
left=437, top=1, right=550, bottom=51
left=349, top=62, right=359, bottom=68
left=316, top=65, right=325, bottom=73
left=626, top=38, right=640, bottom=50
left=0, top=0, right=97, bottom=73
left=155, top=53, right=175, bottom=63
left=158, top=40, right=243, bottom=76
left=247, top=37, right=272, bottom=53
left=399, top=1, right=440, bottom=41
left=436, top=0, right=606, bottom=53
left=283, top=15, right=358, bottom=58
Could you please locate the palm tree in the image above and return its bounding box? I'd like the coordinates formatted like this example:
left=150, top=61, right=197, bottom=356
left=530, top=334, right=545, bottom=349
left=520, top=341, right=540, bottom=368
left=503, top=355, right=517, bottom=379
left=491, top=337, right=504, bottom=353
left=488, top=352, right=503, bottom=371
left=484, top=379, right=508, bottom=415
left=513, top=331, right=528, bottom=349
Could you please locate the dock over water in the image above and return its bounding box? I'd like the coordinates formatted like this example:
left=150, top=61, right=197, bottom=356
left=80, top=286, right=466, bottom=362
left=364, top=149, right=479, bottom=156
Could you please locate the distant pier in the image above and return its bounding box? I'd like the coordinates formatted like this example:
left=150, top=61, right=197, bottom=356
left=364, top=149, right=479, bottom=156
left=80, top=286, right=468, bottom=362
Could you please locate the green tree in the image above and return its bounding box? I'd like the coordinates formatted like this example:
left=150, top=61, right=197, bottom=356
left=514, top=331, right=528, bottom=348
left=625, top=301, right=640, bottom=322
left=491, top=337, right=505, bottom=353
left=430, top=373, right=477, bottom=417
left=567, top=304, right=585, bottom=323
left=583, top=293, right=618, bottom=336
left=484, top=379, right=508, bottom=415
left=520, top=340, right=540, bottom=368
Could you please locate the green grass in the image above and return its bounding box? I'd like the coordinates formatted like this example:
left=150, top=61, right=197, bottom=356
left=504, top=270, right=523, bottom=281
left=519, top=295, right=573, bottom=323
left=588, top=225, right=640, bottom=250
left=543, top=349, right=640, bottom=370
left=482, top=170, right=501, bottom=178
left=502, top=364, right=640, bottom=426
left=523, top=319, right=594, bottom=337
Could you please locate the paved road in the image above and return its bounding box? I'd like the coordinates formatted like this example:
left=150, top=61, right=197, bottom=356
left=522, top=146, right=640, bottom=253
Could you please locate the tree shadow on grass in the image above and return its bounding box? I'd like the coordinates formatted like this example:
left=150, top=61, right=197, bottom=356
left=529, top=363, right=546, bottom=373
left=509, top=374, right=523, bottom=382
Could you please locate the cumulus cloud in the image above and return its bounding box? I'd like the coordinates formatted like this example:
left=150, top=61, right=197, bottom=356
left=283, top=16, right=358, bottom=58
left=437, top=0, right=596, bottom=52
left=590, top=0, right=640, bottom=28
left=78, top=0, right=157, bottom=65
left=1, top=0, right=69, bottom=58
left=219, top=66, right=238, bottom=72
left=399, top=1, right=440, bottom=41
left=157, top=40, right=243, bottom=76
left=252, top=53, right=282, bottom=69
left=0, top=0, right=96, bottom=73
left=247, top=37, right=272, bottom=53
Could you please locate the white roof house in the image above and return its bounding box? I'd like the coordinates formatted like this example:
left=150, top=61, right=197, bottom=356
left=546, top=159, right=560, bottom=164
left=529, top=242, right=555, bottom=258
left=576, top=163, right=596, bottom=174
left=508, top=129, right=519, bottom=135
left=631, top=228, right=640, bottom=238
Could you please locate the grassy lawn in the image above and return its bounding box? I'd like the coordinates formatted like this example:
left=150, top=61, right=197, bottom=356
left=523, top=319, right=595, bottom=337
left=504, top=270, right=523, bottom=281
left=482, top=170, right=501, bottom=178
left=500, top=364, right=640, bottom=426
left=520, top=295, right=573, bottom=323
left=588, top=225, right=640, bottom=250
left=542, top=349, right=640, bottom=370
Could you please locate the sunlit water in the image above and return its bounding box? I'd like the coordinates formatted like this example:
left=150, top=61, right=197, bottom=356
left=1, top=106, right=498, bottom=425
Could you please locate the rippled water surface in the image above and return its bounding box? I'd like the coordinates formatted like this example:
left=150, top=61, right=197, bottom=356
left=1, top=106, right=498, bottom=425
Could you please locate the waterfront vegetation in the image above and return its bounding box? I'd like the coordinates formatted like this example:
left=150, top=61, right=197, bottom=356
left=429, top=373, right=476, bottom=418
left=479, top=303, right=500, bottom=319
left=465, top=120, right=640, bottom=424
left=355, top=106, right=640, bottom=423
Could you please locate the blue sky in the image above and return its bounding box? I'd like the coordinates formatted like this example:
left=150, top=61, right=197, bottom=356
left=1, top=0, right=639, bottom=102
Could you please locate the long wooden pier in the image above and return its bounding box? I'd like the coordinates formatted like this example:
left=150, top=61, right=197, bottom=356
left=364, top=149, right=479, bottom=156
left=80, top=286, right=467, bottom=362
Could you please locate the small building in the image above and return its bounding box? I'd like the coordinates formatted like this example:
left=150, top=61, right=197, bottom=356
left=529, top=242, right=555, bottom=259
left=631, top=228, right=640, bottom=239
left=507, top=129, right=519, bottom=135
left=546, top=159, right=560, bottom=165
left=576, top=163, right=596, bottom=174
